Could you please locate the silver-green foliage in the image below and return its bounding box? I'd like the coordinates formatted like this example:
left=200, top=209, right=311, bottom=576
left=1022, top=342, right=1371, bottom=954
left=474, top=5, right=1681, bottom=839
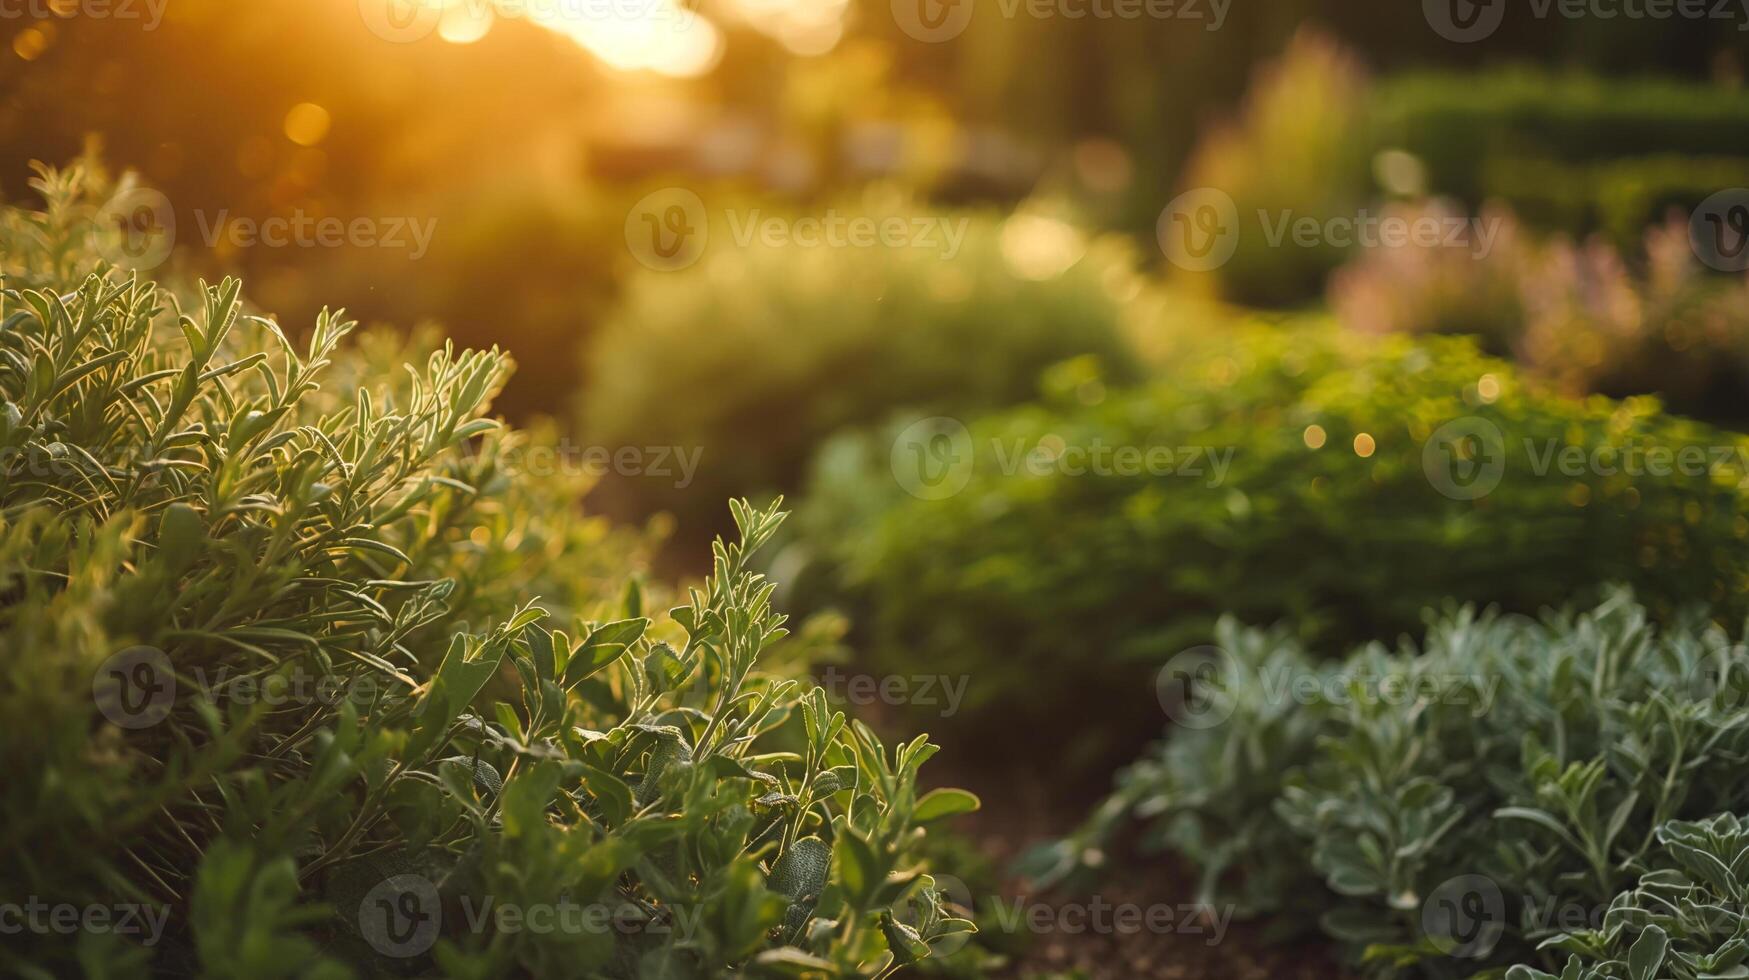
left=1037, top=591, right=1749, bottom=978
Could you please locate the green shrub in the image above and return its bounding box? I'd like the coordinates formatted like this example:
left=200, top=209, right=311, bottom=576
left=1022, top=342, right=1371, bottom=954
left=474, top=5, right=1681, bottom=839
left=1372, top=70, right=1749, bottom=210
left=0, top=166, right=975, bottom=976
left=1507, top=813, right=1749, bottom=980
left=577, top=201, right=1142, bottom=540
left=792, top=322, right=1749, bottom=748
left=1034, top=591, right=1749, bottom=978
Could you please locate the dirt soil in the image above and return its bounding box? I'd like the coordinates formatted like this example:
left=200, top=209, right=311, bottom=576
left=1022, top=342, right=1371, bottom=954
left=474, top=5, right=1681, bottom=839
left=926, top=758, right=1348, bottom=980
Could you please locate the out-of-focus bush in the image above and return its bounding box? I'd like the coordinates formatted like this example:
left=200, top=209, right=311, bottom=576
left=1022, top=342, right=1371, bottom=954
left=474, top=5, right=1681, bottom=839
left=1372, top=70, right=1749, bottom=235
left=1174, top=30, right=1372, bottom=307
left=1332, top=207, right=1749, bottom=425
left=792, top=322, right=1749, bottom=752
left=578, top=200, right=1144, bottom=539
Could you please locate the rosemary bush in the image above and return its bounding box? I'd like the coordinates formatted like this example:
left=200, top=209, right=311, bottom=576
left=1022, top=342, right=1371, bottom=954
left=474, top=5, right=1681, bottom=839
left=1036, top=591, right=1749, bottom=979
left=0, top=165, right=975, bottom=977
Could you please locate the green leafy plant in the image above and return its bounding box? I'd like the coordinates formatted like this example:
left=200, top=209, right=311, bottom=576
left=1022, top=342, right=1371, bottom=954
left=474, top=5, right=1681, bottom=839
left=0, top=165, right=975, bottom=977
left=1033, top=591, right=1749, bottom=978
left=1507, top=813, right=1749, bottom=980
left=792, top=321, right=1749, bottom=749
